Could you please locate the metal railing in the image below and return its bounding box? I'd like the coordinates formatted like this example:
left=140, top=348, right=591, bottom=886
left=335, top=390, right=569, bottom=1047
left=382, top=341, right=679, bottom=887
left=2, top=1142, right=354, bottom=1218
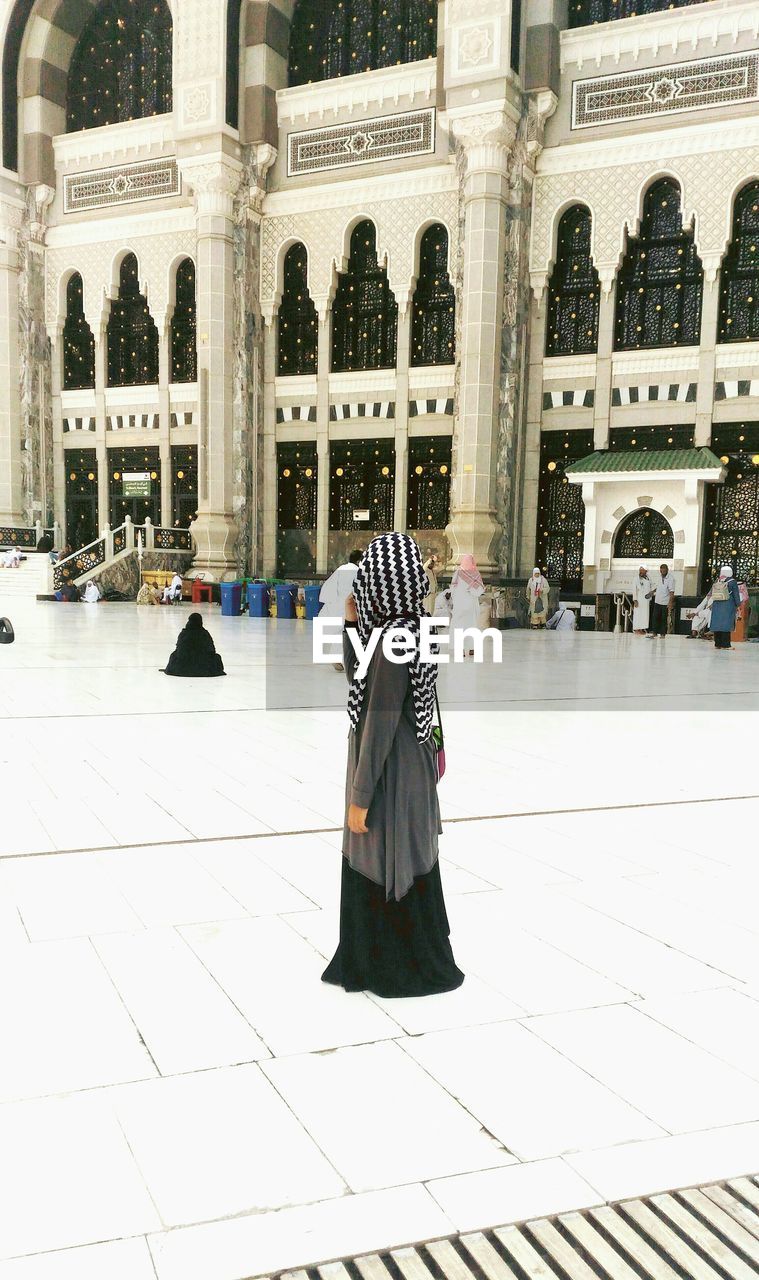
left=53, top=517, right=193, bottom=589
left=613, top=591, right=634, bottom=633
left=0, top=521, right=59, bottom=550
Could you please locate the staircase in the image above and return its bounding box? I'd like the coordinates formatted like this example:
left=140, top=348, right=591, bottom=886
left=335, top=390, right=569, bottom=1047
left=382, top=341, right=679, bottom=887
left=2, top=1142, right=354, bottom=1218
left=0, top=555, right=51, bottom=601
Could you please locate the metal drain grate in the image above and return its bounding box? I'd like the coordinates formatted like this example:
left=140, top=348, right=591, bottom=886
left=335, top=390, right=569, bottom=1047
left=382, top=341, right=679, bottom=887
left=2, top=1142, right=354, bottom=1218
left=272, top=1177, right=759, bottom=1280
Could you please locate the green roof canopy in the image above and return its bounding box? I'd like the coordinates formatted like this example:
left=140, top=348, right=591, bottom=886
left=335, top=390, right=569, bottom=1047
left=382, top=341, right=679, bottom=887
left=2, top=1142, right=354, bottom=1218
left=565, top=447, right=724, bottom=476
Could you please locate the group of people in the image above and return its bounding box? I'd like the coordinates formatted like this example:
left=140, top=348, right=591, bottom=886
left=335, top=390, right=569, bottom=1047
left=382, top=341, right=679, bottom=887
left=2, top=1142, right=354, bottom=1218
left=632, top=562, right=743, bottom=649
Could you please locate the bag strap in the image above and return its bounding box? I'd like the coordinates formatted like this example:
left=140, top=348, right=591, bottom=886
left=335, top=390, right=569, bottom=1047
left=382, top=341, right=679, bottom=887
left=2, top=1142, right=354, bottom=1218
left=434, top=687, right=444, bottom=746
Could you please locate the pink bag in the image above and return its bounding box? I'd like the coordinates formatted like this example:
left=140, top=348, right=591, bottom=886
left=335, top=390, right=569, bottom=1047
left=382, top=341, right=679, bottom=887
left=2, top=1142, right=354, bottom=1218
left=432, top=690, right=446, bottom=782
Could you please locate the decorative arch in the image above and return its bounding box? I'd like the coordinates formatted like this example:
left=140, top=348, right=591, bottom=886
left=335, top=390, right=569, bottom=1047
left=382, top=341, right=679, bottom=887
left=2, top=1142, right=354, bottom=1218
left=287, top=0, right=437, bottom=86
left=331, top=219, right=397, bottom=372
left=62, top=272, right=96, bottom=391
left=3, top=0, right=173, bottom=180
left=612, top=508, right=674, bottom=561
left=277, top=243, right=318, bottom=376
left=106, top=252, right=160, bottom=388
left=545, top=205, right=599, bottom=358
left=170, top=258, right=197, bottom=384
left=718, top=181, right=759, bottom=344
left=615, top=177, right=703, bottom=351
left=410, top=223, right=455, bottom=367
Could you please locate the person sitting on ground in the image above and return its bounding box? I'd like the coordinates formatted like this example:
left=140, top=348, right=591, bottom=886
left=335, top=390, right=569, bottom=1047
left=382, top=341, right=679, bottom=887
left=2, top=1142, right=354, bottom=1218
left=36, top=533, right=53, bottom=554
left=162, top=612, right=226, bottom=677
left=82, top=580, right=101, bottom=604
left=55, top=581, right=80, bottom=602
left=2, top=547, right=23, bottom=568
left=137, top=582, right=161, bottom=606
left=688, top=590, right=712, bottom=638
left=547, top=603, right=577, bottom=631
left=162, top=572, right=183, bottom=605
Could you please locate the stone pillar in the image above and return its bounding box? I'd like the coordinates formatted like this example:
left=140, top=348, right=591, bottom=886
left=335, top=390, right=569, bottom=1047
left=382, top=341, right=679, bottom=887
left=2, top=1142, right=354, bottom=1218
left=50, top=331, right=65, bottom=534
left=181, top=155, right=244, bottom=580
left=94, top=325, right=109, bottom=532
left=593, top=276, right=616, bottom=451
left=262, top=312, right=278, bottom=576
left=0, top=185, right=25, bottom=524
left=393, top=300, right=412, bottom=532
left=695, top=267, right=720, bottom=448
left=518, top=291, right=548, bottom=576
left=158, top=334, right=172, bottom=527
left=445, top=110, right=518, bottom=573
left=315, top=305, right=331, bottom=573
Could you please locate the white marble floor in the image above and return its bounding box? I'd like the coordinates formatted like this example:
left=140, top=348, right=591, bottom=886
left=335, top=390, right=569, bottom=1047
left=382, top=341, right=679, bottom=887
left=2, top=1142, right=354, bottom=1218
left=1, top=597, right=759, bottom=1280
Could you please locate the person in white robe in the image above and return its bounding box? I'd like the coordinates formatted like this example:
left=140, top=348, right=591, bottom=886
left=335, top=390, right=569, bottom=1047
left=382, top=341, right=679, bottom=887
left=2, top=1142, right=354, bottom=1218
left=688, top=591, right=712, bottom=638
left=423, top=554, right=439, bottom=615
left=450, top=555, right=485, bottom=657
left=2, top=547, right=22, bottom=568
left=82, top=580, right=101, bottom=603
left=547, top=604, right=576, bottom=631
left=320, top=550, right=362, bottom=670
left=632, top=565, right=653, bottom=634
left=526, top=568, right=550, bottom=628
left=162, top=573, right=183, bottom=604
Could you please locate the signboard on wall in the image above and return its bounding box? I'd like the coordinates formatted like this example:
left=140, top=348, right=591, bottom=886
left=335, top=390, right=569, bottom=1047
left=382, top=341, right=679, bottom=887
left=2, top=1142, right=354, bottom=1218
left=352, top=509, right=370, bottom=522
left=122, top=472, right=151, bottom=498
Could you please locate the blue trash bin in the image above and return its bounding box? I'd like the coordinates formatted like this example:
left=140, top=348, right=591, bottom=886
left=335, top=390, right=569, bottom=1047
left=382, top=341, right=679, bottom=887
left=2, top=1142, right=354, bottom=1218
left=304, top=584, right=322, bottom=620
left=247, top=582, right=269, bottom=617
left=220, top=581, right=243, bottom=616
left=274, top=583, right=296, bottom=619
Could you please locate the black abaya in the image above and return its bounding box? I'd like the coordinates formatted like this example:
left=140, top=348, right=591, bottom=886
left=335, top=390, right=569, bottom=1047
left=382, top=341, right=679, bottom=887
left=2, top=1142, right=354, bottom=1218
left=162, top=619, right=225, bottom=677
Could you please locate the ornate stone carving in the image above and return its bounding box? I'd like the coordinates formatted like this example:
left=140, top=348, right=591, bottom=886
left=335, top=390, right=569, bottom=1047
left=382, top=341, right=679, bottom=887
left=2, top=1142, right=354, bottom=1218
left=572, top=51, right=759, bottom=131
left=449, top=110, right=517, bottom=181
left=288, top=110, right=435, bottom=177
left=63, top=160, right=180, bottom=214
left=180, top=157, right=245, bottom=220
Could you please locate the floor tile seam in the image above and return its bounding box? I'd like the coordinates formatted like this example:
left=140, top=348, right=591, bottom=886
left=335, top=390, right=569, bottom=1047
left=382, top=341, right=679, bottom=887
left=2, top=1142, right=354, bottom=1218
left=3, top=792, right=759, bottom=863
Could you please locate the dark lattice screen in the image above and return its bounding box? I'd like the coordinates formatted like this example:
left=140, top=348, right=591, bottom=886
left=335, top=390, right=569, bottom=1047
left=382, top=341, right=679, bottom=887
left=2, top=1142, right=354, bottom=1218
left=411, top=225, right=455, bottom=367
left=109, top=445, right=161, bottom=527
left=288, top=0, right=436, bottom=85
left=170, top=259, right=197, bottom=384
left=107, top=253, right=159, bottom=387
left=67, top=0, right=172, bottom=132
left=407, top=437, right=451, bottom=529
left=278, top=244, right=318, bottom=376
left=226, top=0, right=242, bottom=129
left=613, top=508, right=674, bottom=559
left=65, top=449, right=99, bottom=548
left=608, top=425, right=695, bottom=451
left=546, top=206, right=600, bottom=357
left=718, top=183, right=759, bottom=344
left=277, top=444, right=318, bottom=530
left=615, top=178, right=703, bottom=351
left=536, top=430, right=593, bottom=590
left=63, top=273, right=95, bottom=391
left=569, top=0, right=701, bottom=25
left=332, top=222, right=397, bottom=372
left=172, top=446, right=198, bottom=528
left=702, top=424, right=759, bottom=589
left=329, top=439, right=395, bottom=532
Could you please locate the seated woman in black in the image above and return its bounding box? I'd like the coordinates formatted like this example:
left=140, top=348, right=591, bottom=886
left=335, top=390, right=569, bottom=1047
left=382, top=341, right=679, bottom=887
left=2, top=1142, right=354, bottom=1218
left=162, top=613, right=225, bottom=677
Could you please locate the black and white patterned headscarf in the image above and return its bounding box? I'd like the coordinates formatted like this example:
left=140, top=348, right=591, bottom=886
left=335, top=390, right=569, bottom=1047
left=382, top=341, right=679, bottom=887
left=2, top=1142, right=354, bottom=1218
left=347, top=532, right=437, bottom=743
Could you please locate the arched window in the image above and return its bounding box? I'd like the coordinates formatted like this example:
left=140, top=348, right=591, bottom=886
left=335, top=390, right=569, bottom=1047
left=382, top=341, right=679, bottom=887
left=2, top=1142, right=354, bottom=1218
left=411, top=225, right=455, bottom=367
left=546, top=206, right=600, bottom=357
left=615, top=178, right=703, bottom=351
left=107, top=254, right=159, bottom=387
left=63, top=273, right=95, bottom=391
left=170, top=260, right=197, bottom=384
left=277, top=244, right=318, bottom=376
left=332, top=221, right=397, bottom=372
left=718, top=183, right=759, bottom=344
left=67, top=0, right=172, bottom=133
left=226, top=0, right=242, bottom=129
left=613, top=508, right=674, bottom=560
left=288, top=0, right=437, bottom=86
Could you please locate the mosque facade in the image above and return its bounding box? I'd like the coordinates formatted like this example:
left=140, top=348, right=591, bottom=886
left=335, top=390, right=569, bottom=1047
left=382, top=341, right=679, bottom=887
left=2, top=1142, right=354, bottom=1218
left=0, top=0, right=757, bottom=598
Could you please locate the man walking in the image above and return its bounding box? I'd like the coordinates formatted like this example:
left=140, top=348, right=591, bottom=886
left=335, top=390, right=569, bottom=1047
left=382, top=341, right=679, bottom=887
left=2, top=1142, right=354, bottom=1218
left=648, top=562, right=675, bottom=637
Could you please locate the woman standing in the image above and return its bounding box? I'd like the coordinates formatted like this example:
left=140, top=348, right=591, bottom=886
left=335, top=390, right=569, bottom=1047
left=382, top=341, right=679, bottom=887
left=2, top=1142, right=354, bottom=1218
left=422, top=553, right=439, bottom=615
left=710, top=565, right=741, bottom=650
left=450, top=554, right=485, bottom=656
left=322, top=532, right=464, bottom=998
left=526, top=567, right=550, bottom=628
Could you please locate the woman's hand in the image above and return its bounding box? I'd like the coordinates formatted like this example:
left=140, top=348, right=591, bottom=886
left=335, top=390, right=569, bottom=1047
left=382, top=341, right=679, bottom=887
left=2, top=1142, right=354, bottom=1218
left=347, top=803, right=368, bottom=834
left=344, top=593, right=358, bottom=623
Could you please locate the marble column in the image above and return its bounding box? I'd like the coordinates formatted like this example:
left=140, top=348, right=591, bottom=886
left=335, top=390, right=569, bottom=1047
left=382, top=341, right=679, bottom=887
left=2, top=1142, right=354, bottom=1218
left=261, top=312, right=278, bottom=576
left=445, top=110, right=517, bottom=573
left=518, top=291, right=548, bottom=575
left=695, top=268, right=720, bottom=448
left=0, top=186, right=25, bottom=525
left=158, top=335, right=172, bottom=528
left=181, top=156, right=243, bottom=580
left=393, top=301, right=412, bottom=533
left=593, top=278, right=616, bottom=451
left=314, top=305, right=331, bottom=574
left=94, top=325, right=109, bottom=533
